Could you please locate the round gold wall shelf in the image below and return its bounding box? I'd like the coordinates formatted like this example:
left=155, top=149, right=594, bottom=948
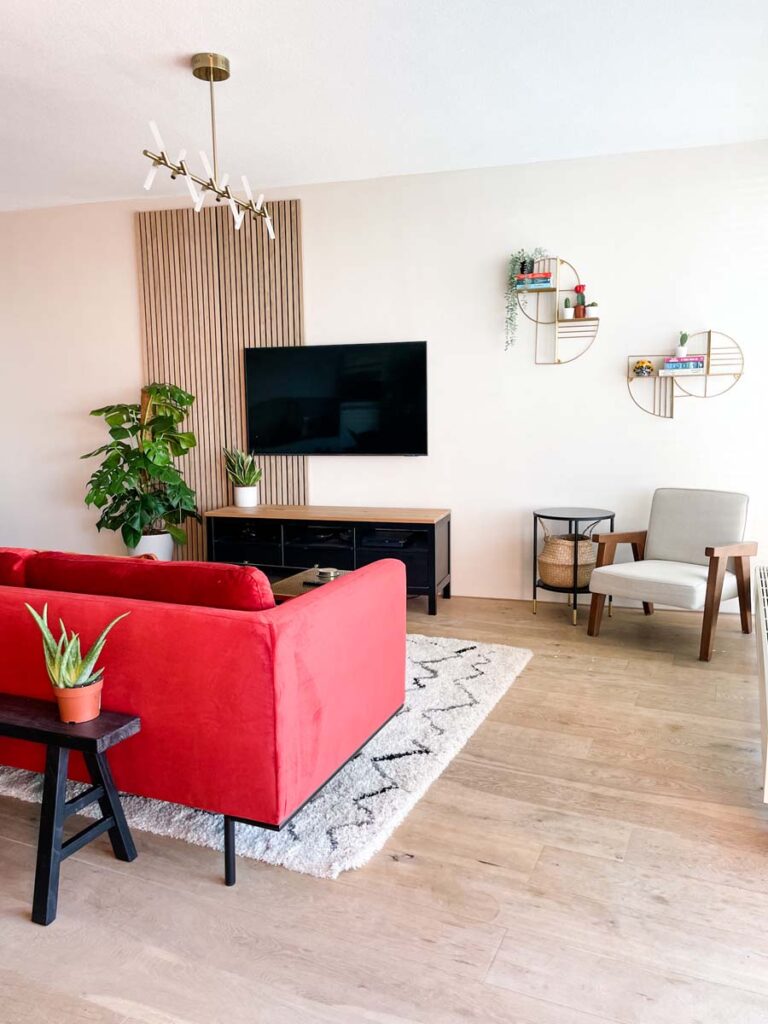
left=515, top=257, right=600, bottom=365
left=627, top=330, right=743, bottom=419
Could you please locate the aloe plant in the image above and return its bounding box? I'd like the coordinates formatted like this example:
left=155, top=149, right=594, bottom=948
left=25, top=604, right=129, bottom=689
left=223, top=447, right=263, bottom=487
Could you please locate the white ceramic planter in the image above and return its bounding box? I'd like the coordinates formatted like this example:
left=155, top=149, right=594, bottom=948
left=561, top=307, right=575, bottom=320
left=234, top=485, right=260, bottom=508
left=676, top=345, right=688, bottom=358
left=127, top=532, right=174, bottom=561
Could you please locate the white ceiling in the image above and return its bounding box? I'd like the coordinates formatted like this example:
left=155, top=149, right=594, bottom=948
left=2, top=0, right=766, bottom=211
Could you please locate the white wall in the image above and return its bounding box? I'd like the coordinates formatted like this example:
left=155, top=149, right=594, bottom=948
left=0, top=205, right=143, bottom=553
left=1, top=140, right=765, bottom=602
left=278, top=140, right=768, bottom=601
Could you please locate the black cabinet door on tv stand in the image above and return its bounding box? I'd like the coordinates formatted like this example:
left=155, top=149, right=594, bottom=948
left=205, top=505, right=451, bottom=615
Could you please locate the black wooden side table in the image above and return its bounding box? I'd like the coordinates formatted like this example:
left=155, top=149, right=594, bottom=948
left=0, top=693, right=140, bottom=925
left=532, top=507, right=615, bottom=625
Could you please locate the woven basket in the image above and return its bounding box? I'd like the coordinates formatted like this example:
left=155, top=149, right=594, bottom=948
left=538, top=530, right=597, bottom=589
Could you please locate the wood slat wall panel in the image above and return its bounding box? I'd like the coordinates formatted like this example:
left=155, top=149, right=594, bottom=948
left=136, top=202, right=307, bottom=560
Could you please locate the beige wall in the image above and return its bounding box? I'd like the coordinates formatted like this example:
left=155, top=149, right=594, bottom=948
left=1, top=204, right=143, bottom=553
left=1, top=139, right=766, bottom=604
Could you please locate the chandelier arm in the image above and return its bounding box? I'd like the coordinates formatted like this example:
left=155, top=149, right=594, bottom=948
left=141, top=149, right=269, bottom=224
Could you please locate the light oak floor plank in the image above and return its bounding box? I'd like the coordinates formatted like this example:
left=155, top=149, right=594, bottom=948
left=0, top=597, right=763, bottom=1023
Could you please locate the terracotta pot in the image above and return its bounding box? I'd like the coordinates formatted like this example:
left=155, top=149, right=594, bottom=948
left=574, top=306, right=586, bottom=319
left=54, top=680, right=103, bottom=725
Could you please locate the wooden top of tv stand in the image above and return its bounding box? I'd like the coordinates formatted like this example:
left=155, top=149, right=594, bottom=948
left=205, top=504, right=451, bottom=525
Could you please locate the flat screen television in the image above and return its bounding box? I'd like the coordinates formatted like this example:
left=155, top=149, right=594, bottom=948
left=244, top=342, right=428, bottom=456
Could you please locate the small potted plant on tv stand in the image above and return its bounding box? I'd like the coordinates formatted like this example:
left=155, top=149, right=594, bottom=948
left=25, top=604, right=129, bottom=724
left=224, top=447, right=264, bottom=508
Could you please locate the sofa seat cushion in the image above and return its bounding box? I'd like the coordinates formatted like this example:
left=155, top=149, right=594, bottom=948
left=0, top=548, right=36, bottom=587
left=25, top=551, right=275, bottom=612
left=590, top=559, right=738, bottom=610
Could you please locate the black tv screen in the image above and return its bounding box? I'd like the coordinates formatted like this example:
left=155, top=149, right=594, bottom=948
left=244, top=342, right=428, bottom=456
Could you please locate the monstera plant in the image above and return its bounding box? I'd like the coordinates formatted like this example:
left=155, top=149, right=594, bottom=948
left=82, top=383, right=200, bottom=558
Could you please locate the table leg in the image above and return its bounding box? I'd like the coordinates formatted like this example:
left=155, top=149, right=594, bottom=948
left=83, top=751, right=137, bottom=862
left=608, top=515, right=615, bottom=617
left=572, top=519, right=579, bottom=626
left=32, top=745, right=69, bottom=926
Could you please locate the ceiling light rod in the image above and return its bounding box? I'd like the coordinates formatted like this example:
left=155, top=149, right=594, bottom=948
left=141, top=52, right=274, bottom=238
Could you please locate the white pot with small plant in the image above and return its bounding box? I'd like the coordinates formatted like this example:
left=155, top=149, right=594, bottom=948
left=587, top=301, right=598, bottom=318
left=25, top=603, right=129, bottom=724
left=676, top=330, right=689, bottom=358
left=561, top=297, right=575, bottom=320
left=224, top=447, right=263, bottom=508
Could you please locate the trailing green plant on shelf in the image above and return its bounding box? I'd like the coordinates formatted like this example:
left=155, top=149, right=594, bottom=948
left=82, top=383, right=200, bottom=551
left=505, top=247, right=548, bottom=348
left=223, top=447, right=264, bottom=487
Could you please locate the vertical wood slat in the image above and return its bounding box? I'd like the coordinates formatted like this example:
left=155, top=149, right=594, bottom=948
left=135, top=202, right=307, bottom=559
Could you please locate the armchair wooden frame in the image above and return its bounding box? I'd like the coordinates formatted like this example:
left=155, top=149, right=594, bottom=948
left=587, top=532, right=757, bottom=661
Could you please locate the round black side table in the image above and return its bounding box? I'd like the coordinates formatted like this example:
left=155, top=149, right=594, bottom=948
left=532, top=507, right=615, bottom=625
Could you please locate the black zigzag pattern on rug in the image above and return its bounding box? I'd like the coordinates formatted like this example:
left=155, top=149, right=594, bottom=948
left=323, top=642, right=490, bottom=850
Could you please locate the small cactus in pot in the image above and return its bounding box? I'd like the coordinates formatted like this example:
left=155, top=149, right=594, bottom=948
left=574, top=284, right=587, bottom=319
left=561, top=296, right=574, bottom=321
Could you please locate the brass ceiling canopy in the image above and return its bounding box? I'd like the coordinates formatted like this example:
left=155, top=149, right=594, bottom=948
left=191, top=52, right=231, bottom=83
left=141, top=52, right=274, bottom=238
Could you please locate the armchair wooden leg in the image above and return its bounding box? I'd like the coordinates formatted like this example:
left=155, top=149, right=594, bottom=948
left=700, top=555, right=727, bottom=662
left=643, top=603, right=654, bottom=616
left=587, top=593, right=606, bottom=637
left=734, top=555, right=753, bottom=635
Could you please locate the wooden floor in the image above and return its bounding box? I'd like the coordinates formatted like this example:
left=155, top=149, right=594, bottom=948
left=2, top=597, right=767, bottom=1023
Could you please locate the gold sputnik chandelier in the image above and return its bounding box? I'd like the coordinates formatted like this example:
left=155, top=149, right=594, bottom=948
left=142, top=53, right=274, bottom=238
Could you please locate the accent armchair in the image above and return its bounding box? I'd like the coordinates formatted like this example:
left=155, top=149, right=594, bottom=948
left=587, top=488, right=756, bottom=661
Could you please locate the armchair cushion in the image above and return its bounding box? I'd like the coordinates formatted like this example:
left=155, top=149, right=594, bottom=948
left=590, top=559, right=738, bottom=610
left=645, top=488, right=748, bottom=567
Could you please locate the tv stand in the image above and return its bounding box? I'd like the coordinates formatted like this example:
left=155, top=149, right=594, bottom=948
left=205, top=504, right=451, bottom=615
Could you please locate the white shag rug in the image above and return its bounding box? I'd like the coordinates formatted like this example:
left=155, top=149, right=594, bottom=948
left=0, top=634, right=531, bottom=879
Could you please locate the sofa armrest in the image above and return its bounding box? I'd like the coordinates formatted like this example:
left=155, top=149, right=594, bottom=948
left=592, top=530, right=648, bottom=568
left=260, top=559, right=407, bottom=824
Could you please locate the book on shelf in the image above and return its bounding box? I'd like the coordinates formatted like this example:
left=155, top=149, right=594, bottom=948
left=663, top=361, right=706, bottom=370
left=663, top=356, right=705, bottom=365
left=658, top=367, right=705, bottom=376
left=515, top=272, right=551, bottom=280
left=515, top=280, right=552, bottom=290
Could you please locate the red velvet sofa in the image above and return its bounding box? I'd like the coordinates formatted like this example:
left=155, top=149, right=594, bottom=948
left=0, top=549, right=406, bottom=834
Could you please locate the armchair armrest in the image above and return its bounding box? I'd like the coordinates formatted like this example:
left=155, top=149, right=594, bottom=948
left=705, top=541, right=758, bottom=558
left=592, top=530, right=648, bottom=568
left=592, top=531, right=648, bottom=546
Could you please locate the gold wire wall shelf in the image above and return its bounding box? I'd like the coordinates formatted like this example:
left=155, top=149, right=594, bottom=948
left=627, top=330, right=743, bottom=419
left=515, top=257, right=600, bottom=365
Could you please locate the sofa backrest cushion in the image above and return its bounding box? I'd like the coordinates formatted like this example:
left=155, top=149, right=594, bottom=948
left=0, top=548, right=36, bottom=587
left=645, top=488, right=748, bottom=566
left=25, top=551, right=275, bottom=612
